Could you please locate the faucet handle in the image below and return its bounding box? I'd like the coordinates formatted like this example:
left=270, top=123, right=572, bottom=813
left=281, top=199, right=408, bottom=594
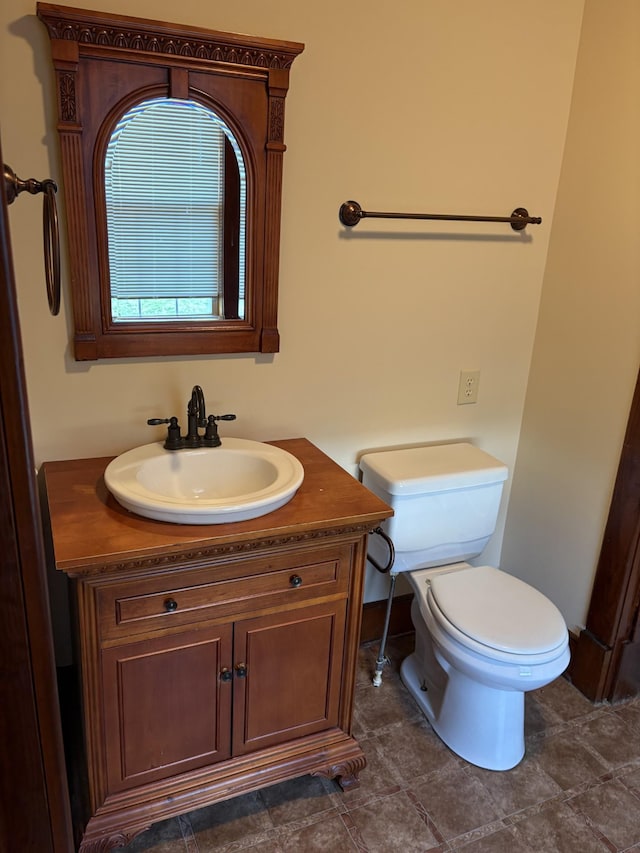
left=202, top=413, right=237, bottom=447
left=147, top=416, right=183, bottom=450
left=203, top=415, right=221, bottom=447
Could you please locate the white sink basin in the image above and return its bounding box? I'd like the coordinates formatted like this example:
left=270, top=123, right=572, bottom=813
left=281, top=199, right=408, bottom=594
left=104, top=439, right=304, bottom=524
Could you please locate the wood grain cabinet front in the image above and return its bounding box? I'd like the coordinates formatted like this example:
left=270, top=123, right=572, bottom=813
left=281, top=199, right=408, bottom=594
left=96, top=544, right=349, bottom=642
left=71, top=542, right=363, bottom=851
left=101, top=623, right=233, bottom=794
left=100, top=597, right=346, bottom=796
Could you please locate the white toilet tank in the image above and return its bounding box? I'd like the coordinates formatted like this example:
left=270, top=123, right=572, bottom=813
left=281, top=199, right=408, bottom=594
left=360, top=443, right=508, bottom=573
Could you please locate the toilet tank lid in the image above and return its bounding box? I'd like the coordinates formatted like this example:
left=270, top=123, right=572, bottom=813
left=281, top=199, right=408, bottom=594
left=359, top=443, right=508, bottom=495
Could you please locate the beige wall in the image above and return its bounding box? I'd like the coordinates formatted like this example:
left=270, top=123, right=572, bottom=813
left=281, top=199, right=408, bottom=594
left=502, top=0, right=640, bottom=633
left=2, top=2, right=584, bottom=606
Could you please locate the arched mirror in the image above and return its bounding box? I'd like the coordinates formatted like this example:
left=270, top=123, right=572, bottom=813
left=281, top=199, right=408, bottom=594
left=37, top=4, right=303, bottom=360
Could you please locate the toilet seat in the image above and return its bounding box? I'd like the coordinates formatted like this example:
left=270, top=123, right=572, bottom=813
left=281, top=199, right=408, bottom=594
left=423, top=565, right=568, bottom=663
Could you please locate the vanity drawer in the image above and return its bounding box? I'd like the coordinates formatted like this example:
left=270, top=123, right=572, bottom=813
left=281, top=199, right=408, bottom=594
left=97, top=544, right=351, bottom=641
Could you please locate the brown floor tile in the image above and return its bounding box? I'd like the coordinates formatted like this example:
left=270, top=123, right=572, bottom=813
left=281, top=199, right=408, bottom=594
left=276, top=813, right=357, bottom=851
left=353, top=671, right=421, bottom=734
left=449, top=825, right=529, bottom=853
left=237, top=840, right=282, bottom=852
left=115, top=817, right=188, bottom=852
left=524, top=690, right=565, bottom=737
left=533, top=676, right=595, bottom=723
left=621, top=764, right=640, bottom=792
left=411, top=764, right=503, bottom=840
left=466, top=753, right=562, bottom=815
left=355, top=636, right=417, bottom=697
left=612, top=699, right=640, bottom=735
left=334, top=734, right=405, bottom=807
left=355, top=643, right=380, bottom=688
left=347, top=790, right=441, bottom=852
left=575, top=711, right=640, bottom=767
left=259, top=775, right=335, bottom=827
left=528, top=727, right=609, bottom=790
left=510, top=799, right=611, bottom=852
left=569, top=778, right=640, bottom=850
left=187, top=790, right=274, bottom=849
left=372, top=715, right=458, bottom=783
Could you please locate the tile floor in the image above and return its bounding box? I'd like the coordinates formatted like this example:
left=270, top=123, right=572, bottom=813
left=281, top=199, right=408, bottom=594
left=115, top=635, right=640, bottom=852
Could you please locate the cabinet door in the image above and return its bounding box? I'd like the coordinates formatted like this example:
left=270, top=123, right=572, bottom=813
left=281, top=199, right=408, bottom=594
left=232, top=599, right=347, bottom=755
left=101, top=624, right=233, bottom=794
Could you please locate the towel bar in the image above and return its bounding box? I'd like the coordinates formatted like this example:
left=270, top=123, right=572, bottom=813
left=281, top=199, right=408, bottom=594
left=339, top=199, right=541, bottom=232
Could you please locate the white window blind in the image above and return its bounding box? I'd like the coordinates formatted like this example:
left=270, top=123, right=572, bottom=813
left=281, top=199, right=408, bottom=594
left=104, top=97, right=245, bottom=320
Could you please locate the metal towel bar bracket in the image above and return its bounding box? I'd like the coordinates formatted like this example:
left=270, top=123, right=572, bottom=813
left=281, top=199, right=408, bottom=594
left=3, top=162, right=60, bottom=315
left=339, top=199, right=542, bottom=232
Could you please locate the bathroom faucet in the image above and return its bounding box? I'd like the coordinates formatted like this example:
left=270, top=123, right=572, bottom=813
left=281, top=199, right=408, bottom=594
left=147, top=385, right=236, bottom=450
left=185, top=385, right=207, bottom=447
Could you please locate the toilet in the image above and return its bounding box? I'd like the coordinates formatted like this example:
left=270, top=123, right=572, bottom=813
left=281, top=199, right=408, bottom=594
left=359, top=442, right=570, bottom=771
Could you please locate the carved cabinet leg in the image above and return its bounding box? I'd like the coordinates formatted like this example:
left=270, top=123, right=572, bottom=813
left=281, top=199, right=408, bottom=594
left=312, top=754, right=367, bottom=791
left=79, top=824, right=151, bottom=852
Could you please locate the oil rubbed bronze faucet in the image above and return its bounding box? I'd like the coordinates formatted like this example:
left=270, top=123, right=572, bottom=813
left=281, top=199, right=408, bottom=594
left=185, top=385, right=207, bottom=447
left=147, top=386, right=236, bottom=450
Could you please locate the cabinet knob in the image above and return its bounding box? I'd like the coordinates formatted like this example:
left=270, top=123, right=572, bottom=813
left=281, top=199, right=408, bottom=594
left=289, top=574, right=303, bottom=588
left=164, top=598, right=178, bottom=612
left=220, top=667, right=233, bottom=682
left=235, top=663, right=247, bottom=678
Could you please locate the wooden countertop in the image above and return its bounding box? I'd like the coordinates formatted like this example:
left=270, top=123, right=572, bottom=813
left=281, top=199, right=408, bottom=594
left=41, top=438, right=392, bottom=575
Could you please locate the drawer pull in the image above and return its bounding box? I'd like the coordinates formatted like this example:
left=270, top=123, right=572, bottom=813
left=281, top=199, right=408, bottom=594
left=290, top=574, right=303, bottom=588
left=164, top=598, right=178, bottom=612
left=220, top=667, right=233, bottom=682
left=235, top=663, right=247, bottom=678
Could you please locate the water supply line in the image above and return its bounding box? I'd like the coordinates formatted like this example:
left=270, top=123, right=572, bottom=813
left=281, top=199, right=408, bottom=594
left=367, top=526, right=396, bottom=687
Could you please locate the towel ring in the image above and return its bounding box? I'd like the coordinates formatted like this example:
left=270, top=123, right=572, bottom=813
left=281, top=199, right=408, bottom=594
left=3, top=163, right=61, bottom=316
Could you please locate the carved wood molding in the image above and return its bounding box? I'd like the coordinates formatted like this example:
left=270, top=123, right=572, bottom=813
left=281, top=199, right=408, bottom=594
left=37, top=4, right=303, bottom=70
left=58, top=71, right=77, bottom=122
left=312, top=753, right=367, bottom=791
left=79, top=826, right=148, bottom=852
left=269, top=98, right=286, bottom=142
left=66, top=523, right=374, bottom=578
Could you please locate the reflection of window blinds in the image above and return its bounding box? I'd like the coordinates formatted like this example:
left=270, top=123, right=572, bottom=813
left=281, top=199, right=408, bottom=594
left=105, top=98, right=245, bottom=302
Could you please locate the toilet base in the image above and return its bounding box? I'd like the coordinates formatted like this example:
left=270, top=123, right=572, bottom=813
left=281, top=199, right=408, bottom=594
left=400, top=652, right=525, bottom=771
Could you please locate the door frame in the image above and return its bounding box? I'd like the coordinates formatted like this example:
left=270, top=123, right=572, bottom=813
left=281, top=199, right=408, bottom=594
left=0, top=138, right=73, bottom=851
left=570, top=365, right=640, bottom=702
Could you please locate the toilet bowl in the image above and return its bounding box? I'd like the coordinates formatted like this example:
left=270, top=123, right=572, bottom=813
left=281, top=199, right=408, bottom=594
left=359, top=442, right=571, bottom=771
left=401, top=564, right=569, bottom=769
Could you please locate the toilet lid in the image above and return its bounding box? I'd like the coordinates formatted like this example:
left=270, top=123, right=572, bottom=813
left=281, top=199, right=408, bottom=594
left=428, top=566, right=567, bottom=655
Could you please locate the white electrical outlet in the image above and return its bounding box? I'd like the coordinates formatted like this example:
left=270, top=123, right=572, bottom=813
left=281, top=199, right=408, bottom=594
left=457, top=369, right=480, bottom=405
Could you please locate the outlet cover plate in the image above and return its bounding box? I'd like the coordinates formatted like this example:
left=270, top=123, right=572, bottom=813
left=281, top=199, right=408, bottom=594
left=457, top=369, right=480, bottom=405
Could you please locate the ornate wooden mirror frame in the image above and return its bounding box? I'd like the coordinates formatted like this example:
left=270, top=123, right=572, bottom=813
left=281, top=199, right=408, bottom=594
left=37, top=4, right=303, bottom=360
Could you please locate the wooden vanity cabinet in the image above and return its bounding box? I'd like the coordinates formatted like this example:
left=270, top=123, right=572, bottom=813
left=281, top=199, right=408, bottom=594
left=89, top=543, right=350, bottom=799
left=42, top=439, right=391, bottom=852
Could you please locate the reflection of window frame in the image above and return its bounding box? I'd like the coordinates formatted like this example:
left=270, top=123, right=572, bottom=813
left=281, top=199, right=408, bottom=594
left=38, top=4, right=303, bottom=360
left=105, top=97, right=246, bottom=323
